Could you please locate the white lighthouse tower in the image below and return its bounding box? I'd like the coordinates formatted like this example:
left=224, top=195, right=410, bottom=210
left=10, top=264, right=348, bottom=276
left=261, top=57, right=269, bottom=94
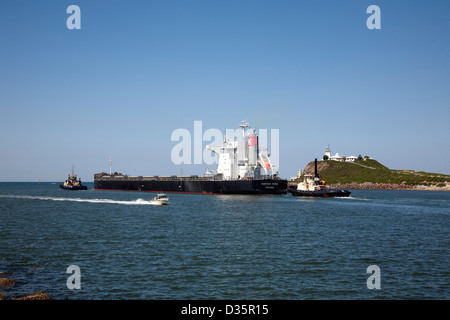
left=324, top=145, right=331, bottom=159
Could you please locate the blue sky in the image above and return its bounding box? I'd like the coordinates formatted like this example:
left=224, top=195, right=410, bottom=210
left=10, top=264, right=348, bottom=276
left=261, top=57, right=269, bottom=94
left=1, top=0, right=449, bottom=181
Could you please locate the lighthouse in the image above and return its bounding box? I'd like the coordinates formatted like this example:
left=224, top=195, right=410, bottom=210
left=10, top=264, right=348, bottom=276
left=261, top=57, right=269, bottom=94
left=324, top=145, right=331, bottom=159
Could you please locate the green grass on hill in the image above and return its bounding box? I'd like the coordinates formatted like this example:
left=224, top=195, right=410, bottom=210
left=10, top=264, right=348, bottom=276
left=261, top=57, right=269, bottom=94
left=295, top=159, right=450, bottom=185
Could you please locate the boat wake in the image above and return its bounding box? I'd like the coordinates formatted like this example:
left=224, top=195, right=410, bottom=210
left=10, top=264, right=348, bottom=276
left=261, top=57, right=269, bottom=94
left=0, top=194, right=153, bottom=206
left=336, top=196, right=370, bottom=201
left=293, top=195, right=370, bottom=202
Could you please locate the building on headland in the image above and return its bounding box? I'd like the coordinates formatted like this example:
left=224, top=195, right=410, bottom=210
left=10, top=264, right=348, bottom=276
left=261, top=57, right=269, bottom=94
left=324, top=146, right=360, bottom=162
left=329, top=152, right=342, bottom=161
left=291, top=169, right=302, bottom=181
left=324, top=145, right=331, bottom=159
left=346, top=156, right=358, bottom=162
left=290, top=145, right=370, bottom=181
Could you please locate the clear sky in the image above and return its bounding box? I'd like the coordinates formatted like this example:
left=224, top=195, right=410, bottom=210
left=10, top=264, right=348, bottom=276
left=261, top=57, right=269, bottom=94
left=1, top=0, right=449, bottom=181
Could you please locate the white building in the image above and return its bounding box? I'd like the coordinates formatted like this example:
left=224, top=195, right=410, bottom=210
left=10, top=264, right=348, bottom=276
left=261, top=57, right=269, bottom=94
left=324, top=145, right=331, bottom=159
left=291, top=169, right=302, bottom=181
left=324, top=146, right=360, bottom=162
left=330, top=153, right=343, bottom=161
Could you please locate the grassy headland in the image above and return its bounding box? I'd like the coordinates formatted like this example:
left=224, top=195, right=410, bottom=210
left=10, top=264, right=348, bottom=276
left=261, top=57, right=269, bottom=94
left=292, top=159, right=450, bottom=190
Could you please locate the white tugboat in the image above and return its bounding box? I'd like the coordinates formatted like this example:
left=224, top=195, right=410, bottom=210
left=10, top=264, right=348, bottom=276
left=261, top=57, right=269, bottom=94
left=288, top=159, right=351, bottom=197
left=60, top=166, right=87, bottom=190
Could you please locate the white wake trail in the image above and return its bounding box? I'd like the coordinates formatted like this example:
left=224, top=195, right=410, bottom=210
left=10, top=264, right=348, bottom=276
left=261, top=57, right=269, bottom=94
left=0, top=194, right=153, bottom=206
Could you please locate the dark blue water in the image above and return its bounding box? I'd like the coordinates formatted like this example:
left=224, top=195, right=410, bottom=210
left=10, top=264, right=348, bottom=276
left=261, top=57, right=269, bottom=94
left=1, top=182, right=449, bottom=299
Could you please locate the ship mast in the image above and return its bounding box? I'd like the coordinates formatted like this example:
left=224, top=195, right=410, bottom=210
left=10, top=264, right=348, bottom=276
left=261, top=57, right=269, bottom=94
left=239, top=120, right=249, bottom=138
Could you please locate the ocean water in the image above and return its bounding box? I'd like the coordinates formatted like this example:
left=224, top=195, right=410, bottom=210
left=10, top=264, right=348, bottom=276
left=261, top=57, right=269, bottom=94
left=0, top=182, right=449, bottom=300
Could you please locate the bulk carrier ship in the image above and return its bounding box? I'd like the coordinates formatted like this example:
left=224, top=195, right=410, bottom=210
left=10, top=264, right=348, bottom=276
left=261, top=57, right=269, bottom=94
left=94, top=121, right=287, bottom=194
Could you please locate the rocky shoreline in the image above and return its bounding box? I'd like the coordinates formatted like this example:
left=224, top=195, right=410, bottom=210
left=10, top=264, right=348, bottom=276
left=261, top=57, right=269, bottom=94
left=0, top=273, right=50, bottom=300
left=328, top=182, right=450, bottom=191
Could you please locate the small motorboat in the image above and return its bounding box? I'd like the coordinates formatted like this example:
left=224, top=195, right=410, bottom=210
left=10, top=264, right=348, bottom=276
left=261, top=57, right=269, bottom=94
left=60, top=166, right=88, bottom=190
left=149, top=193, right=169, bottom=205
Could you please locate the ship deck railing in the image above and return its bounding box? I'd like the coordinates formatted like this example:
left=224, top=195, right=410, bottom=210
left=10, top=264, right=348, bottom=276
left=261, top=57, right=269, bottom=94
left=95, top=173, right=285, bottom=182
left=95, top=174, right=223, bottom=181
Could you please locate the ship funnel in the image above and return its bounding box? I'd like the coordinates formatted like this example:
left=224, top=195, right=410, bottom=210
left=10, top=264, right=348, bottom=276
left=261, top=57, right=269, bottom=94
left=248, top=131, right=258, bottom=166
left=314, top=158, right=319, bottom=179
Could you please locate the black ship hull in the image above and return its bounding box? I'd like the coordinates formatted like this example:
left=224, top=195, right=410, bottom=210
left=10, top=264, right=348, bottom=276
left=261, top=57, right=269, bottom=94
left=288, top=187, right=350, bottom=198
left=60, top=185, right=88, bottom=191
left=94, top=175, right=287, bottom=195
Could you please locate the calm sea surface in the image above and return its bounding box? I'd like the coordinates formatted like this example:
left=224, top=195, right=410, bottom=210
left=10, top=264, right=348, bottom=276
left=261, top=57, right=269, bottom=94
left=0, top=182, right=449, bottom=300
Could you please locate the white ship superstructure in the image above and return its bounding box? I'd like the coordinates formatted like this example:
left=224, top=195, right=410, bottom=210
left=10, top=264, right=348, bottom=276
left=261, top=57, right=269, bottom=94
left=206, top=121, right=277, bottom=180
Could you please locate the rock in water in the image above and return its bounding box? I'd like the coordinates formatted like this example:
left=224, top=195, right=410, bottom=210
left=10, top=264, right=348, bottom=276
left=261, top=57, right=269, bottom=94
left=0, top=278, right=15, bottom=287
left=15, top=291, right=51, bottom=300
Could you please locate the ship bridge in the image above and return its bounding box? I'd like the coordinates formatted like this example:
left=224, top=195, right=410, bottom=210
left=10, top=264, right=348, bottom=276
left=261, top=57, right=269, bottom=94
left=206, top=121, right=276, bottom=180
